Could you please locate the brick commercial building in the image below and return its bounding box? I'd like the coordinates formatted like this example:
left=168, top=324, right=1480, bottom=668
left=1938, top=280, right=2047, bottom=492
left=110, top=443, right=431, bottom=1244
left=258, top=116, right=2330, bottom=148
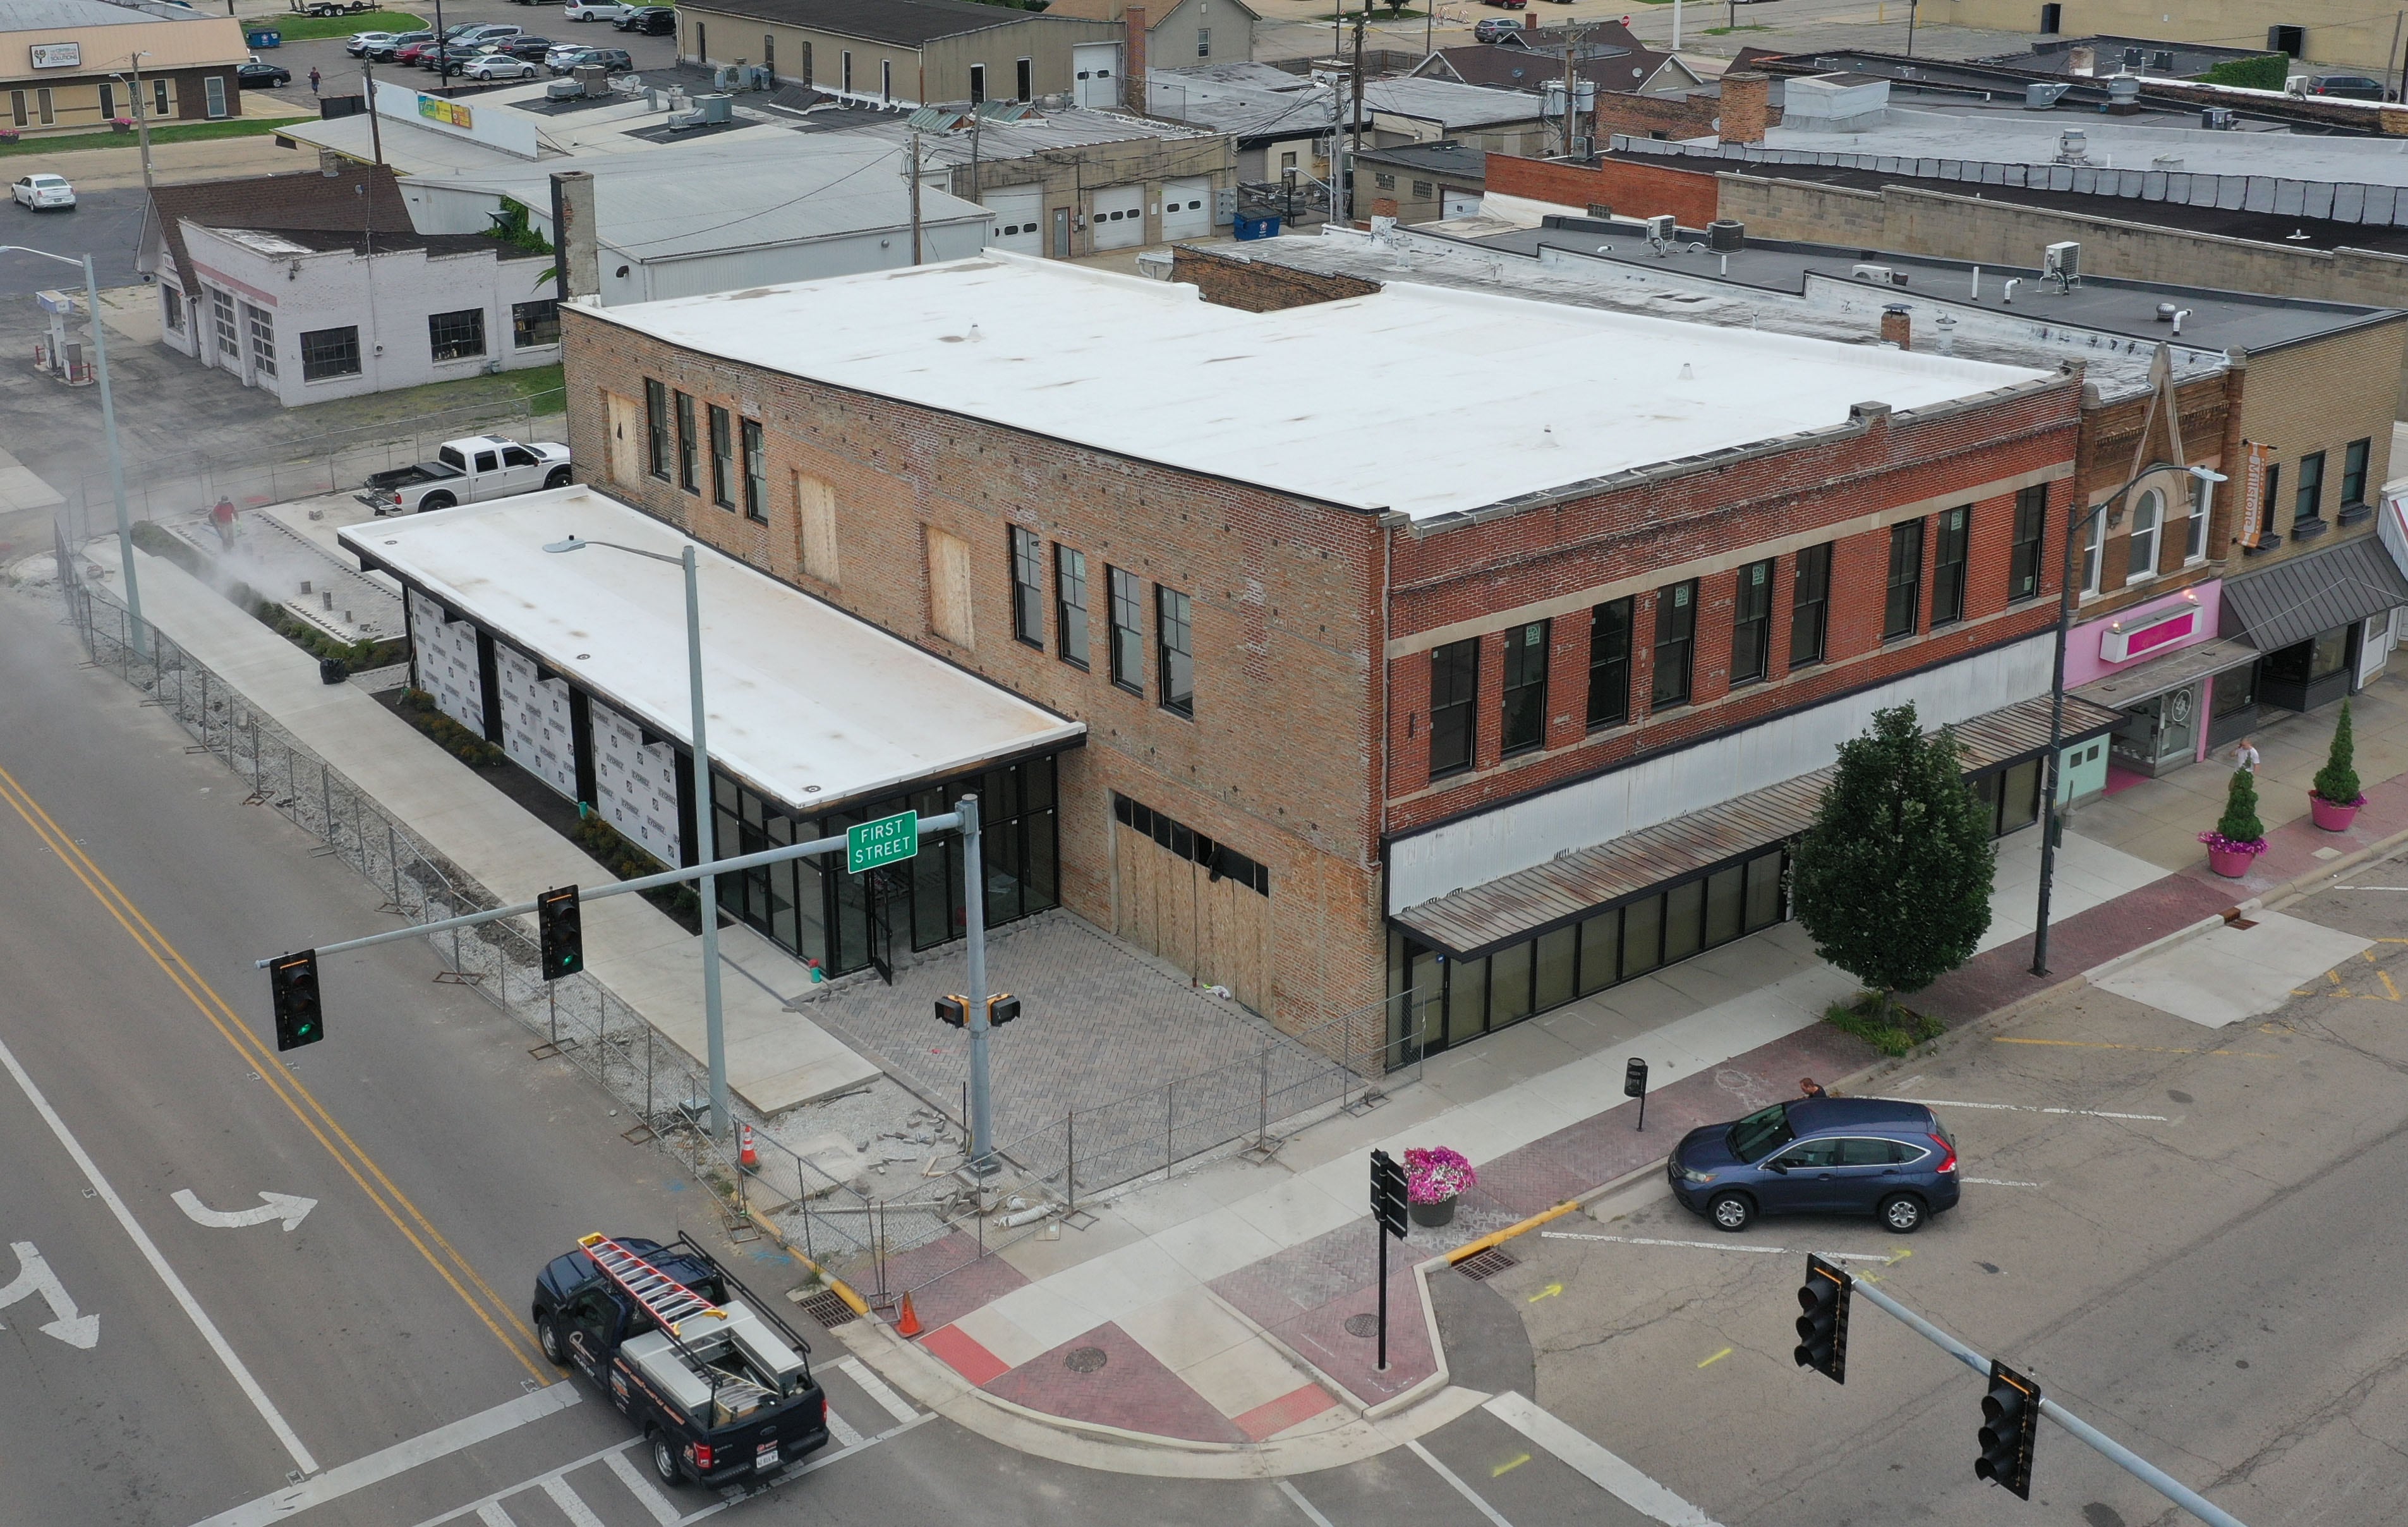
left=551, top=253, right=2120, bottom=1061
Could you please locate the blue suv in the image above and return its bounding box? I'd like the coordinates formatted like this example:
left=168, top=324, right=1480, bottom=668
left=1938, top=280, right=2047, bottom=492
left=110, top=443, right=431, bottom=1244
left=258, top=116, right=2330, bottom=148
left=1667, top=1097, right=1959, bottom=1234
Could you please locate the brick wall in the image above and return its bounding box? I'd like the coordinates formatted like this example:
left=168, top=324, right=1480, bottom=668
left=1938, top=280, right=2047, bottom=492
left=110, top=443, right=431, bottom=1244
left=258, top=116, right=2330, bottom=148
left=2073, top=369, right=2234, bottom=620
left=1171, top=246, right=1382, bottom=312
left=1485, top=152, right=1719, bottom=228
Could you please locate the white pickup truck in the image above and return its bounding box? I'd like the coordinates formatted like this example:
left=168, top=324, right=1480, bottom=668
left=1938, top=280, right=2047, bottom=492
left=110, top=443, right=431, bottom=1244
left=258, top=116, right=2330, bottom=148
left=359, top=436, right=574, bottom=515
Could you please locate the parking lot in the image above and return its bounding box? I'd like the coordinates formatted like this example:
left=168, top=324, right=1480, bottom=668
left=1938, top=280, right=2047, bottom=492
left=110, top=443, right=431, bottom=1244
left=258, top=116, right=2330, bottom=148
left=243, top=0, right=684, bottom=116
left=1484, top=865, right=2408, bottom=1527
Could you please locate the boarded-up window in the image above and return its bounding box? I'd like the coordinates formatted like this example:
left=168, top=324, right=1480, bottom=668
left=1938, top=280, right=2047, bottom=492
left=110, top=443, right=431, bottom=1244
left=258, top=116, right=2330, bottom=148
left=928, top=527, right=973, bottom=646
left=604, top=391, right=643, bottom=488
left=795, top=472, right=838, bottom=581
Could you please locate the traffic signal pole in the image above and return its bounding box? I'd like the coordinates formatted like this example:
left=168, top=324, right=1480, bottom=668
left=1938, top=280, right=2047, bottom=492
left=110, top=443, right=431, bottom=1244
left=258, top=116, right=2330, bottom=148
left=960, top=793, right=995, bottom=1178
left=1841, top=1276, right=2252, bottom=1527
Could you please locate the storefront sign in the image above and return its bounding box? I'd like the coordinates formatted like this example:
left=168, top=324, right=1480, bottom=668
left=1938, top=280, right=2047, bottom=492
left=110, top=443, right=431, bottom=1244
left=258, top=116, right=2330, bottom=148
left=2099, top=603, right=2198, bottom=664
left=2237, top=440, right=2269, bottom=549
left=28, top=41, right=82, bottom=69
left=416, top=94, right=474, bottom=129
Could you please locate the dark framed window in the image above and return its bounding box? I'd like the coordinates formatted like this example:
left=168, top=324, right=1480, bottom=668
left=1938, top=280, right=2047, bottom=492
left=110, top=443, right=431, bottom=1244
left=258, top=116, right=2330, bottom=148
left=1428, top=637, right=1479, bottom=778
left=1790, top=543, right=1831, bottom=666
left=1587, top=598, right=1633, bottom=730
left=1055, top=545, right=1089, bottom=668
left=162, top=284, right=183, bottom=332
left=741, top=418, right=766, bottom=522
left=644, top=378, right=669, bottom=479
left=1652, top=580, right=1696, bottom=709
left=511, top=298, right=560, bottom=349
left=2295, top=450, right=2325, bottom=527
left=1010, top=528, right=1044, bottom=647
left=1931, top=506, right=1971, bottom=627
left=1884, top=520, right=1924, bottom=639
left=2008, top=484, right=2045, bottom=601
left=1108, top=566, right=1143, bottom=693
left=2343, top=437, right=2372, bottom=505
left=1731, top=559, right=1773, bottom=684
left=708, top=405, right=735, bottom=509
left=427, top=307, right=485, bottom=362
left=1157, top=586, right=1194, bottom=718
left=298, top=325, right=360, bottom=382
left=1500, top=619, right=1549, bottom=756
left=674, top=391, right=697, bottom=493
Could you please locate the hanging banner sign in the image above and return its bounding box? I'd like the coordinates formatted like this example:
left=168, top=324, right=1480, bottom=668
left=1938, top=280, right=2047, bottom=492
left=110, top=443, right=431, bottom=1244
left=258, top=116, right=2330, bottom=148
left=2237, top=440, right=2268, bottom=549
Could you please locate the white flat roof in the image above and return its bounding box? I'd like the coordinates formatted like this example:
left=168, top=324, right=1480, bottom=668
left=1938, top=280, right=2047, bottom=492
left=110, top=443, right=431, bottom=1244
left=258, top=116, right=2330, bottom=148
left=583, top=253, right=2050, bottom=522
left=340, top=488, right=1082, bottom=811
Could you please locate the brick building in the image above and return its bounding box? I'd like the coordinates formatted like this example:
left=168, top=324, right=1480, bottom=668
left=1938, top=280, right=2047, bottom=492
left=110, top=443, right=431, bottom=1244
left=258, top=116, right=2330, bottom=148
left=552, top=251, right=2115, bottom=1061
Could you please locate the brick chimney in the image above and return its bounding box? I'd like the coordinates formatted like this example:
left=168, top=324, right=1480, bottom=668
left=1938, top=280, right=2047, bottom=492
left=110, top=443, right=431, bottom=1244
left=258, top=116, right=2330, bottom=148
left=1123, top=5, right=1147, bottom=112
left=1880, top=304, right=1911, bottom=350
left=1719, top=71, right=1769, bottom=146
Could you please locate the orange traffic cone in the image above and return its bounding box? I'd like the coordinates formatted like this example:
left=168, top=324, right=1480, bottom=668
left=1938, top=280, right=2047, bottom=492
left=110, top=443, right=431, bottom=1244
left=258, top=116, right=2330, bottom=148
left=895, top=1292, right=923, bottom=1339
left=739, top=1124, right=758, bottom=1171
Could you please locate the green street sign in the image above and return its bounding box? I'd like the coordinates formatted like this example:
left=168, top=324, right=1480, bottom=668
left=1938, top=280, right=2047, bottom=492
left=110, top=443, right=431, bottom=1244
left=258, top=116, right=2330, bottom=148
left=847, top=811, right=920, bottom=874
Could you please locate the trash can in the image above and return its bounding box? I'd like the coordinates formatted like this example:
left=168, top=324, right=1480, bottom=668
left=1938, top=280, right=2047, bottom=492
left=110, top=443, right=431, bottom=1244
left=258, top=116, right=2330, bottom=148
left=318, top=656, right=349, bottom=685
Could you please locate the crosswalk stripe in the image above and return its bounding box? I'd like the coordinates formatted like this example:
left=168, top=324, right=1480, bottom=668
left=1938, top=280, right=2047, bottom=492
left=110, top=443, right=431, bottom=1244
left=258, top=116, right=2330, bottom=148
left=542, top=1477, right=608, bottom=1527
left=1406, top=1439, right=1514, bottom=1527
left=475, top=1505, right=515, bottom=1527
left=835, top=1356, right=918, bottom=1424
left=1482, top=1391, right=1723, bottom=1527
left=1278, top=1480, right=1339, bottom=1527
left=603, top=1450, right=682, bottom=1527
left=826, top=1408, right=864, bottom=1450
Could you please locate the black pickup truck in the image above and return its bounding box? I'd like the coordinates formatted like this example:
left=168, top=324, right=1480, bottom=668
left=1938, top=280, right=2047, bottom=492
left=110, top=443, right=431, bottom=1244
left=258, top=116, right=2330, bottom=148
left=533, top=1234, right=831, bottom=1488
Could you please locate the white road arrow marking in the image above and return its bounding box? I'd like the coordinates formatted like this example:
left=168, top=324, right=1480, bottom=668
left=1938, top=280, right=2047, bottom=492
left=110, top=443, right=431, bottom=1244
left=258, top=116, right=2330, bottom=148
left=171, top=1188, right=317, bottom=1233
left=0, top=1241, right=99, bottom=1349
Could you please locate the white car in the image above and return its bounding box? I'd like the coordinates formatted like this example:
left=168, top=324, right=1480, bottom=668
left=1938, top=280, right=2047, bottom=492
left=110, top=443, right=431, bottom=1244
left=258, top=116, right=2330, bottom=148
left=544, top=40, right=591, bottom=66
left=12, top=173, right=75, bottom=211
left=346, top=30, right=394, bottom=54
left=463, top=52, right=537, bottom=78
left=562, top=1, right=629, bottom=20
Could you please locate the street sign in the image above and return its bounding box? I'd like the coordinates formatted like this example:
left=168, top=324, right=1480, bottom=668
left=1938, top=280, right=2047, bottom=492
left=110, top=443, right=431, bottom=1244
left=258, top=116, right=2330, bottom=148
left=846, top=811, right=919, bottom=874
left=1370, top=1149, right=1408, bottom=1238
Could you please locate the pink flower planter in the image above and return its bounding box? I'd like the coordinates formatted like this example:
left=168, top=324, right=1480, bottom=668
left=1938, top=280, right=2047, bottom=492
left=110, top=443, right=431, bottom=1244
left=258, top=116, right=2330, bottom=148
left=2206, top=845, right=2258, bottom=879
left=2309, top=794, right=2361, bottom=832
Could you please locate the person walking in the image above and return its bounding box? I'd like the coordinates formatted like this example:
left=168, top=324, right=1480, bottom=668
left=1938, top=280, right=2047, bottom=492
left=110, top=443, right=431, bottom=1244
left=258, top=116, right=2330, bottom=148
left=308, top=66, right=322, bottom=94
left=2233, top=737, right=2261, bottom=773
left=209, top=495, right=237, bottom=551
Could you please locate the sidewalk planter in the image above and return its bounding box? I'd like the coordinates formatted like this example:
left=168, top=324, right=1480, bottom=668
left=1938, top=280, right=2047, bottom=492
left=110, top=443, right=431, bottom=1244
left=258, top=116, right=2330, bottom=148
left=2203, top=767, right=2267, bottom=878
left=2311, top=703, right=2363, bottom=832
left=2309, top=793, right=2363, bottom=832
left=2203, top=841, right=2263, bottom=878
left=1404, top=1146, right=1475, bottom=1230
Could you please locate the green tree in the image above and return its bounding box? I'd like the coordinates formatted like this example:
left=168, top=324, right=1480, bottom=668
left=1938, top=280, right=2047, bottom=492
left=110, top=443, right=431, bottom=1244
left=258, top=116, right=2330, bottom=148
left=2314, top=701, right=2361, bottom=806
left=1791, top=704, right=1995, bottom=1022
left=2217, top=763, right=2265, bottom=845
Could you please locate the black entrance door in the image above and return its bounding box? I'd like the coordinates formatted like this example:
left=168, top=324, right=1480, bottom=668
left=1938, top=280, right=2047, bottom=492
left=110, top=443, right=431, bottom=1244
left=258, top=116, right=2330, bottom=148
left=2260, top=625, right=2355, bottom=713
left=863, top=867, right=898, bottom=984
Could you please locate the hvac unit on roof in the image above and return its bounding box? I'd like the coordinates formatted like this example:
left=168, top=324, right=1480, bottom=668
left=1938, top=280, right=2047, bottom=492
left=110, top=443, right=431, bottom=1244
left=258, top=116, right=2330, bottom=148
left=2043, top=240, right=2081, bottom=285
left=1851, top=262, right=1899, bottom=284
left=1644, top=212, right=1676, bottom=243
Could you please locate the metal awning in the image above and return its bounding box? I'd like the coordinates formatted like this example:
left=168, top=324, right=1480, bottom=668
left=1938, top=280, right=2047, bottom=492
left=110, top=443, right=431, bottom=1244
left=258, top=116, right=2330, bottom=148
left=2071, top=635, right=2260, bottom=711
left=2222, top=535, right=2408, bottom=653
left=1391, top=692, right=2124, bottom=958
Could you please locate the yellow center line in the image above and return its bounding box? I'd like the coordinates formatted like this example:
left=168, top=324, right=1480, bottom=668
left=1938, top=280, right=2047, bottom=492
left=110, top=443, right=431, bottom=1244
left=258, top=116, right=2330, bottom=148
left=1993, top=1037, right=2280, bottom=1059
left=1697, top=1346, right=1734, bottom=1368
left=0, top=763, right=551, bottom=1382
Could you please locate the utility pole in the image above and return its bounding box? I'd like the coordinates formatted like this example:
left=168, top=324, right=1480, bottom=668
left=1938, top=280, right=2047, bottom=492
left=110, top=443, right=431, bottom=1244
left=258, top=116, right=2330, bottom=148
left=1561, top=25, right=1585, bottom=157
left=362, top=53, right=384, bottom=166
left=907, top=132, right=923, bottom=265
left=961, top=794, right=995, bottom=1176
left=1348, top=3, right=1366, bottom=224
left=124, top=52, right=154, bottom=193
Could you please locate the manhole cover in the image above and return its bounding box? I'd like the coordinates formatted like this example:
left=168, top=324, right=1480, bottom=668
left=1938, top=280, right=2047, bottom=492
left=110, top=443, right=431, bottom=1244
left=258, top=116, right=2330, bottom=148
left=1063, top=1346, right=1109, bottom=1373
left=1343, top=1313, right=1379, bottom=1338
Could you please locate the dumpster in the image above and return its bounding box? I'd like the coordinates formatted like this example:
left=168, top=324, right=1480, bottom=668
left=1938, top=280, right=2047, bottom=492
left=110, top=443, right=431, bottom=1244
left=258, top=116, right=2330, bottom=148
left=247, top=27, right=281, bottom=47
left=1233, top=214, right=1282, bottom=241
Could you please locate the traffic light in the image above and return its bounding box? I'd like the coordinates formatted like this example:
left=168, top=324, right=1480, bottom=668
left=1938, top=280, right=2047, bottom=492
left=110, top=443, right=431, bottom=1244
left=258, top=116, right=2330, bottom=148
left=1977, top=1360, right=2042, bottom=1499
left=269, top=950, right=324, bottom=1052
left=1370, top=1147, right=1408, bottom=1238
left=987, top=994, right=1020, bottom=1027
left=1794, top=1252, right=1851, bottom=1383
left=537, top=884, right=583, bottom=980
left=935, top=995, right=968, bottom=1029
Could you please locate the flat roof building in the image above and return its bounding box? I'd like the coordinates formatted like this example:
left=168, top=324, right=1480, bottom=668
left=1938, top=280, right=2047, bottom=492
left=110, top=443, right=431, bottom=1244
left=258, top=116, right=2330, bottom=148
left=1, top=0, right=246, bottom=138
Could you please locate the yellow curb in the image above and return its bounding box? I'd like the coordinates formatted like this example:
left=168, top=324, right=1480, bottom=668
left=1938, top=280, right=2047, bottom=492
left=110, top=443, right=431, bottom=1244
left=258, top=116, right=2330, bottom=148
left=1446, top=1197, right=1586, bottom=1265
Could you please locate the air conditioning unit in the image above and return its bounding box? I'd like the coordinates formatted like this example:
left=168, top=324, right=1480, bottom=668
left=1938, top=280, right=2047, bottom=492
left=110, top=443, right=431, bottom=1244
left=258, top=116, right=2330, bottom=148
left=545, top=78, right=581, bottom=100
left=1851, top=262, right=1896, bottom=283
left=2043, top=240, right=2081, bottom=281
left=1644, top=212, right=1676, bottom=243
left=696, top=92, right=733, bottom=124
left=2200, top=105, right=2237, bottom=129
left=1706, top=218, right=1745, bottom=253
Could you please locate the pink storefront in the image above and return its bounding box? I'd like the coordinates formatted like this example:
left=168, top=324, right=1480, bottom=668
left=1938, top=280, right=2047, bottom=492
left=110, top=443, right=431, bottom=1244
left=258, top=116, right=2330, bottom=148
left=2061, top=581, right=2259, bottom=792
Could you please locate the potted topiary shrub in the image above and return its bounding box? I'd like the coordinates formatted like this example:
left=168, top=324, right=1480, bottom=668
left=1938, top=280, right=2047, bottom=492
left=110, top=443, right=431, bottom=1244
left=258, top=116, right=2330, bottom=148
left=2310, top=701, right=2364, bottom=831
left=1404, top=1147, right=1475, bottom=1228
left=2200, top=764, right=2269, bottom=878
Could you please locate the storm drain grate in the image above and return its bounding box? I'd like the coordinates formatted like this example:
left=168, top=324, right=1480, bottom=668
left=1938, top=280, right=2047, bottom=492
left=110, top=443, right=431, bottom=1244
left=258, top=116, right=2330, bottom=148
left=790, top=1288, right=858, bottom=1329
left=1455, top=1246, right=1519, bottom=1282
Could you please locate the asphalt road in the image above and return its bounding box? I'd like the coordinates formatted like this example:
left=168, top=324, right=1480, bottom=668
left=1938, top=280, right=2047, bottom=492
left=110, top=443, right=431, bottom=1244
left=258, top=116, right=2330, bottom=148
left=0, top=187, right=147, bottom=295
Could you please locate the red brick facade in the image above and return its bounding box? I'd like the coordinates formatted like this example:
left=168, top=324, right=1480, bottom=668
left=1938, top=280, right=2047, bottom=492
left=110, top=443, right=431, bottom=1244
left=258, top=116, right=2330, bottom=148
left=1484, top=152, right=1720, bottom=229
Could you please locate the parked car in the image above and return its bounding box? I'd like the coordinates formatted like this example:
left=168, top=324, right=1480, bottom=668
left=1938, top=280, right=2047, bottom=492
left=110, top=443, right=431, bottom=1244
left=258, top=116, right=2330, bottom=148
left=564, top=0, right=632, bottom=20
left=550, top=45, right=633, bottom=73
left=365, top=29, right=433, bottom=59
left=2308, top=73, right=2387, bottom=100
left=614, top=4, right=672, bottom=29
left=497, top=34, right=557, bottom=57
left=11, top=173, right=76, bottom=210
left=544, top=40, right=591, bottom=67
left=1666, top=1096, right=1960, bottom=1234
left=237, top=59, right=292, bottom=87
left=394, top=38, right=441, bottom=64
left=1472, top=15, right=1522, bottom=38
left=359, top=437, right=574, bottom=515
left=346, top=30, right=397, bottom=54
left=463, top=52, right=538, bottom=79
left=456, top=22, right=524, bottom=42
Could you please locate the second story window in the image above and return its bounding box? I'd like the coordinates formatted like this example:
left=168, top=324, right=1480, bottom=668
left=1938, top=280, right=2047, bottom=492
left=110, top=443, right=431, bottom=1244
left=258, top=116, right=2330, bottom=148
left=1791, top=543, right=1830, bottom=666
left=708, top=406, right=735, bottom=509
left=2186, top=474, right=2211, bottom=562
left=1587, top=597, right=1633, bottom=730
left=2344, top=437, right=2372, bottom=507
left=644, top=379, right=669, bottom=480
left=741, top=419, right=766, bottom=522
left=1501, top=619, right=1549, bottom=756
left=2126, top=489, right=2162, bottom=582
left=1932, top=506, right=1970, bottom=625
left=1056, top=546, right=1089, bottom=668
left=1731, top=559, right=1773, bottom=684
left=1157, top=586, right=1194, bottom=718
left=2009, top=485, right=2045, bottom=601
left=2295, top=449, right=2326, bottom=529
left=674, top=392, right=697, bottom=494
left=1108, top=566, right=1143, bottom=693
left=1428, top=637, right=1479, bottom=778
left=1010, top=528, right=1044, bottom=647
left=2080, top=509, right=2106, bottom=595
left=1884, top=520, right=1924, bottom=638
left=1652, top=580, right=1696, bottom=710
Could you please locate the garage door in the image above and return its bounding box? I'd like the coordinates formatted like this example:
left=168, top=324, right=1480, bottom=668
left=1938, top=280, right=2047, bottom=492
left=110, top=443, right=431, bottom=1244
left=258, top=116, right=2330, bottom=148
left=1091, top=183, right=1145, bottom=250
left=1441, top=186, right=1482, bottom=220
left=1160, top=175, right=1211, bottom=239
left=1112, top=797, right=1274, bottom=1019
left=986, top=184, right=1043, bottom=255
left=409, top=589, right=483, bottom=737
left=1072, top=42, right=1118, bottom=108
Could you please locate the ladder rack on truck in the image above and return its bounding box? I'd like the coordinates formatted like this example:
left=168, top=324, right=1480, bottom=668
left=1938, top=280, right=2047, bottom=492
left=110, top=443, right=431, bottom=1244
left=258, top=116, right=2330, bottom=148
left=576, top=1232, right=810, bottom=1420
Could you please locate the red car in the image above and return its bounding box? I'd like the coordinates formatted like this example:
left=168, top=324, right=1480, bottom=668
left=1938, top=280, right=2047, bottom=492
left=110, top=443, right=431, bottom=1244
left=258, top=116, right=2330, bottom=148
left=394, top=39, right=439, bottom=64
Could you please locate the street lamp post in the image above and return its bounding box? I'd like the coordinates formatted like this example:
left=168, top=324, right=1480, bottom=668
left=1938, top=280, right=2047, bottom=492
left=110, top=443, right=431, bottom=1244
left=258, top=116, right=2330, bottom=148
left=545, top=534, right=730, bottom=1138
left=2030, top=461, right=2226, bottom=977
left=7, top=245, right=143, bottom=650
